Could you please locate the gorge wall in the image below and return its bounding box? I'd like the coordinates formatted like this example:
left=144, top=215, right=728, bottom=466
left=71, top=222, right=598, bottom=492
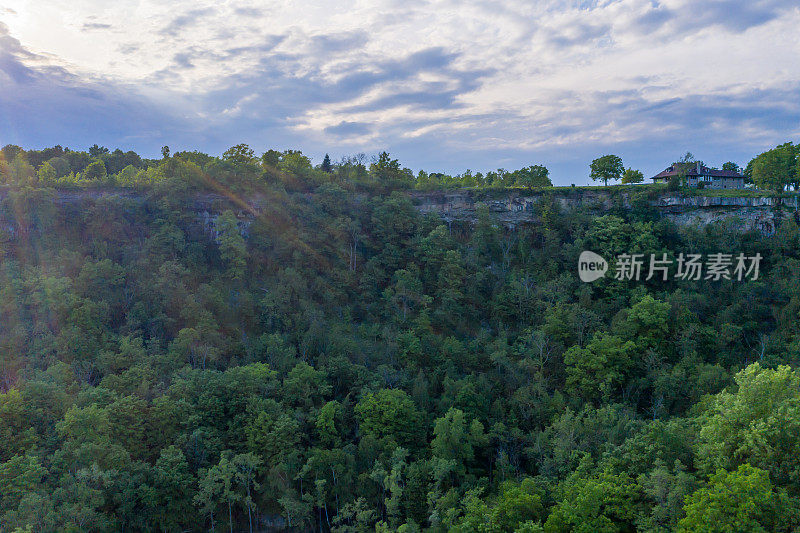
left=410, top=190, right=800, bottom=235
left=0, top=187, right=796, bottom=238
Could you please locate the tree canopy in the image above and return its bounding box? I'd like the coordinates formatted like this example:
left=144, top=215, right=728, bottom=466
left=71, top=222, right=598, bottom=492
left=590, top=155, right=624, bottom=186
left=0, top=141, right=798, bottom=531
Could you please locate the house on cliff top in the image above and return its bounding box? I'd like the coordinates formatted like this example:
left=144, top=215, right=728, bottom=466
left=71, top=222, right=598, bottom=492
left=651, top=162, right=746, bottom=189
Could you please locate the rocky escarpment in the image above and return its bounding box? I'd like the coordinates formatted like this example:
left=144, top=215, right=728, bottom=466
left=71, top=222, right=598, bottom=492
left=411, top=190, right=800, bottom=235
left=654, top=195, right=799, bottom=235
left=1, top=186, right=796, bottom=237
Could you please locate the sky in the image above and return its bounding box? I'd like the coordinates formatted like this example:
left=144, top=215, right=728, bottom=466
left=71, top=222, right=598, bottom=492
left=1, top=0, right=799, bottom=184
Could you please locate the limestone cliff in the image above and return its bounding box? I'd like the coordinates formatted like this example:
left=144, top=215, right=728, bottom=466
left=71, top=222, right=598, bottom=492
left=410, top=190, right=800, bottom=235
left=0, top=187, right=796, bottom=237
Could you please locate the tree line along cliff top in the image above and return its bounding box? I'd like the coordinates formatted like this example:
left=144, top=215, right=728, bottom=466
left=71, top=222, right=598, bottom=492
left=1, top=141, right=798, bottom=194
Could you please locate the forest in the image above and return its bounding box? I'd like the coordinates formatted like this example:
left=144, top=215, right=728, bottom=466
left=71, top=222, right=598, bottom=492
left=0, top=141, right=800, bottom=532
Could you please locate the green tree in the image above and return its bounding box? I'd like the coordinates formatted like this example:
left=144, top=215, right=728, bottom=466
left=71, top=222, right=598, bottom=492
left=637, top=460, right=700, bottom=531
left=434, top=250, right=466, bottom=329
left=215, top=210, right=248, bottom=280
left=152, top=446, right=194, bottom=532
left=321, top=153, right=333, bottom=173
left=222, top=143, right=256, bottom=166
left=616, top=295, right=670, bottom=352
left=431, top=408, right=487, bottom=483
left=55, top=403, right=130, bottom=471
left=195, top=457, right=231, bottom=532
left=621, top=168, right=644, bottom=184
left=696, top=363, right=800, bottom=490
left=170, top=325, right=222, bottom=369
left=544, top=469, right=643, bottom=533
left=316, top=400, right=344, bottom=447
left=88, top=144, right=109, bottom=158
left=513, top=165, right=551, bottom=188
left=195, top=451, right=260, bottom=533
left=7, top=154, right=35, bottom=184
left=564, top=333, right=637, bottom=402
left=453, top=478, right=545, bottom=533
left=52, top=469, right=111, bottom=532
left=233, top=453, right=262, bottom=533
left=261, top=149, right=281, bottom=168
left=722, top=161, right=740, bottom=173
left=751, top=142, right=797, bottom=191
left=677, top=464, right=798, bottom=533
left=384, top=267, right=430, bottom=323
left=0, top=455, right=46, bottom=516
left=107, top=394, right=150, bottom=459
left=283, top=361, right=332, bottom=409
left=83, top=160, right=107, bottom=181
left=279, top=150, right=313, bottom=174
left=0, top=389, right=37, bottom=462
left=1, top=144, right=24, bottom=161
left=46, top=156, right=71, bottom=178
left=37, top=161, right=57, bottom=183
left=245, top=406, right=301, bottom=468
left=355, top=389, right=425, bottom=450
left=590, top=155, right=624, bottom=186
left=370, top=152, right=413, bottom=187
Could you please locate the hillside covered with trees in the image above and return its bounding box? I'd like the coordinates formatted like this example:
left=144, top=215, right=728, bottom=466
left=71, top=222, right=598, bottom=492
left=0, top=142, right=800, bottom=531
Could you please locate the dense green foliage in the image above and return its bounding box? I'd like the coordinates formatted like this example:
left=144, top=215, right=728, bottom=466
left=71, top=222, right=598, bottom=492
left=749, top=142, right=800, bottom=191
left=0, top=144, right=555, bottom=192
left=590, top=155, right=624, bottom=186
left=621, top=169, right=644, bottom=185
left=0, top=143, right=799, bottom=531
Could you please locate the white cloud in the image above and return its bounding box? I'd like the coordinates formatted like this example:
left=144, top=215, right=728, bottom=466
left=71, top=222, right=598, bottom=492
left=1, top=0, right=799, bottom=181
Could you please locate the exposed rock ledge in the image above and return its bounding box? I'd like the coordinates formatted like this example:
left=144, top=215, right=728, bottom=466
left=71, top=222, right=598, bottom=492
left=410, top=190, right=800, bottom=235
left=0, top=187, right=796, bottom=237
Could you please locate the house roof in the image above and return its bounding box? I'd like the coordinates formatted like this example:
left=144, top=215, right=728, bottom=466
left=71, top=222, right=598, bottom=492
left=651, top=162, right=744, bottom=180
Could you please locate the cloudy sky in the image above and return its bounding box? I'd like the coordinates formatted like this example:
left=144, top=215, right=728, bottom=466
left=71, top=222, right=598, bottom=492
left=1, top=0, right=799, bottom=183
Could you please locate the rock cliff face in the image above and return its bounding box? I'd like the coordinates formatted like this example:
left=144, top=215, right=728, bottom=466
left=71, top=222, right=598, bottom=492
left=410, top=190, right=800, bottom=235
left=654, top=195, right=799, bottom=235
left=0, top=187, right=795, bottom=237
